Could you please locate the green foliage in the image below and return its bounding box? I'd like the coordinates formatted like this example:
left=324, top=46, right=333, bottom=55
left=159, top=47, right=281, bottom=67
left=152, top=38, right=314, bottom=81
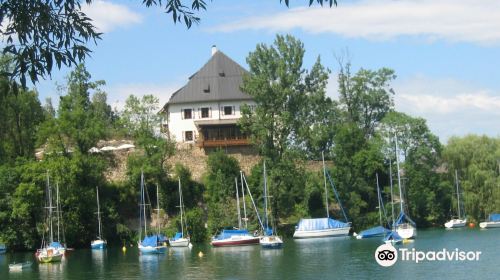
left=443, top=135, right=500, bottom=221
left=186, top=208, right=207, bottom=243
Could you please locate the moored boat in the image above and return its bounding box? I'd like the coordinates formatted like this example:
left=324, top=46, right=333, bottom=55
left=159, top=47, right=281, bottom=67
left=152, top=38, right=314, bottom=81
left=0, top=243, right=6, bottom=254
left=259, top=161, right=283, bottom=249
left=480, top=213, right=500, bottom=229
left=293, top=153, right=351, bottom=239
left=211, top=229, right=260, bottom=247
left=138, top=172, right=167, bottom=254
left=91, top=186, right=107, bottom=249
left=445, top=170, right=467, bottom=229
left=169, top=178, right=191, bottom=248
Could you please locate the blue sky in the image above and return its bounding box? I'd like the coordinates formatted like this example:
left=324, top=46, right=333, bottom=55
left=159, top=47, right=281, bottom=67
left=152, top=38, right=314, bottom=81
left=34, top=0, right=500, bottom=142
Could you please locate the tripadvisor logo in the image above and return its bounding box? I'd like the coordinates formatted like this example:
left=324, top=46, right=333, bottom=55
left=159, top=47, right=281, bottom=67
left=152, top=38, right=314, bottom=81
left=375, top=244, right=398, bottom=267
left=374, top=244, right=482, bottom=267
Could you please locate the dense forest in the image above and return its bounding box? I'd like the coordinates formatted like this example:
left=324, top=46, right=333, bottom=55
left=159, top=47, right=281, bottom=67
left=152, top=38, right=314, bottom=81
left=0, top=35, right=498, bottom=251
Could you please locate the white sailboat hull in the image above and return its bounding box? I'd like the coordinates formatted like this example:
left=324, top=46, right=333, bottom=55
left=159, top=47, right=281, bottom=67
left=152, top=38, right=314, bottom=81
left=480, top=221, right=500, bottom=229
left=445, top=219, right=467, bottom=228
left=396, top=224, right=416, bottom=239
left=293, top=226, right=351, bottom=239
left=169, top=238, right=190, bottom=247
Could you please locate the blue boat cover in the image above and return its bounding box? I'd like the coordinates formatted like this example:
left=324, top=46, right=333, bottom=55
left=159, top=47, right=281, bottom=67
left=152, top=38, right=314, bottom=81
left=263, top=227, right=273, bottom=236
left=394, top=213, right=416, bottom=227
left=141, top=234, right=167, bottom=247
left=296, top=218, right=349, bottom=231
left=172, top=232, right=183, bottom=240
left=49, top=242, right=64, bottom=248
left=383, top=231, right=402, bottom=242
left=358, top=226, right=390, bottom=238
left=214, top=229, right=251, bottom=240
left=489, top=213, right=500, bottom=222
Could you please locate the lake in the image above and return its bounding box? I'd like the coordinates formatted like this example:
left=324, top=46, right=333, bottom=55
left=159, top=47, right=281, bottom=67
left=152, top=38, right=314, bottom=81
left=1, top=228, right=498, bottom=279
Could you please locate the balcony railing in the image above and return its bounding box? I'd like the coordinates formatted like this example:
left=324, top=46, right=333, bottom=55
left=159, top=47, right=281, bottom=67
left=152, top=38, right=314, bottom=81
left=196, top=138, right=250, bottom=148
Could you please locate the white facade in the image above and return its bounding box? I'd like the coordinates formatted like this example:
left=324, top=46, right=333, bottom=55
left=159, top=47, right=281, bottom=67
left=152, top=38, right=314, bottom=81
left=165, top=100, right=256, bottom=143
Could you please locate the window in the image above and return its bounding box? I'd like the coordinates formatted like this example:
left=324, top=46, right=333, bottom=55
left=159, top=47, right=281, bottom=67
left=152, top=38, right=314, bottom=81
left=201, top=107, right=210, bottom=118
left=223, top=106, right=234, bottom=116
left=184, top=131, right=193, bottom=142
left=183, top=108, right=192, bottom=119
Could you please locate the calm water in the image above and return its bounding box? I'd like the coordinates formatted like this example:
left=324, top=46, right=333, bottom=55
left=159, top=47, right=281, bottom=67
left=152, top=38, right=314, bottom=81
left=1, top=229, right=498, bottom=279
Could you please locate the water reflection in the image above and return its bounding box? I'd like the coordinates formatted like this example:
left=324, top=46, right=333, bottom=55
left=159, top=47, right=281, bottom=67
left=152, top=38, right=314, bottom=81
left=139, top=253, right=166, bottom=278
left=38, top=261, right=65, bottom=280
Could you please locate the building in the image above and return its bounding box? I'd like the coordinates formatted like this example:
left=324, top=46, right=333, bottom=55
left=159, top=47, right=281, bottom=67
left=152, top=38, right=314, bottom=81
left=161, top=46, right=255, bottom=148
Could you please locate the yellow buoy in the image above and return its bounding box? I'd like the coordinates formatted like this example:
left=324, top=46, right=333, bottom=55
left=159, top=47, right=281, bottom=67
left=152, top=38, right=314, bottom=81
left=122, top=246, right=127, bottom=252
left=198, top=251, right=204, bottom=258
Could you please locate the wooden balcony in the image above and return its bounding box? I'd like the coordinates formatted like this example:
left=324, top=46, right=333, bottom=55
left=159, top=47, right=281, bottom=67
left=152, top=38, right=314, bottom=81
left=196, top=138, right=250, bottom=148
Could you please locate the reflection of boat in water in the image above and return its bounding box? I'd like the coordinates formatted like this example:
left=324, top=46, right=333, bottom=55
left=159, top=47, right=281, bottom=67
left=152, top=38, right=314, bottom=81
left=9, top=261, right=32, bottom=271
left=38, top=261, right=64, bottom=277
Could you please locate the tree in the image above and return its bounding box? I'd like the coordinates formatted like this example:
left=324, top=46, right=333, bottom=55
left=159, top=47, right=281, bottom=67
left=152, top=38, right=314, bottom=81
left=1, top=0, right=337, bottom=86
left=240, top=35, right=330, bottom=162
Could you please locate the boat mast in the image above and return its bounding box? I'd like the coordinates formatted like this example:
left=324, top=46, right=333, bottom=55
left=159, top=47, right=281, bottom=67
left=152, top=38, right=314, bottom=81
left=394, top=135, right=404, bottom=214
left=322, top=152, right=330, bottom=218
left=240, top=171, right=248, bottom=229
left=263, top=160, right=269, bottom=230
left=56, top=182, right=60, bottom=242
left=178, top=178, right=184, bottom=237
left=96, top=186, right=102, bottom=239
left=389, top=159, right=395, bottom=227
left=141, top=171, right=147, bottom=237
left=376, top=173, right=382, bottom=226
left=455, top=170, right=461, bottom=219
left=235, top=177, right=242, bottom=229
left=156, top=183, right=161, bottom=235
left=47, top=172, right=54, bottom=244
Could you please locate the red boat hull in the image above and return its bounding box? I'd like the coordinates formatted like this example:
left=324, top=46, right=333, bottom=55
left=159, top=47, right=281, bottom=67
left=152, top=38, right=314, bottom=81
left=211, top=237, right=260, bottom=247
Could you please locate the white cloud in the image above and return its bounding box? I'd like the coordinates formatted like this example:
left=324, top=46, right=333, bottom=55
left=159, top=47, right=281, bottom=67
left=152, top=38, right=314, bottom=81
left=106, top=82, right=182, bottom=111
left=209, top=0, right=500, bottom=45
left=82, top=0, right=142, bottom=32
left=393, top=76, right=500, bottom=141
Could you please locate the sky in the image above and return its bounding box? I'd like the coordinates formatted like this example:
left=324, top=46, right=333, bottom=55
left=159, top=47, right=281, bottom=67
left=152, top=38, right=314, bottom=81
left=33, top=0, right=500, bottom=143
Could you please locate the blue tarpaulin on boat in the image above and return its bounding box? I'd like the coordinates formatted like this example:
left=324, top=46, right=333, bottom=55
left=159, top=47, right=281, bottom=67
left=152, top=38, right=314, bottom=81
left=214, top=229, right=251, bottom=240
left=263, top=227, right=273, bottom=236
left=141, top=234, right=167, bottom=247
left=172, top=232, right=183, bottom=240
left=358, top=226, right=390, bottom=238
left=488, top=213, right=500, bottom=222
left=394, top=213, right=416, bottom=227
left=296, top=218, right=349, bottom=231
left=49, top=242, right=64, bottom=248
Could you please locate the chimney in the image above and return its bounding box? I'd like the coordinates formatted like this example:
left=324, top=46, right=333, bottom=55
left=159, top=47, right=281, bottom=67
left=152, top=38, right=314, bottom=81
left=211, top=45, right=218, bottom=56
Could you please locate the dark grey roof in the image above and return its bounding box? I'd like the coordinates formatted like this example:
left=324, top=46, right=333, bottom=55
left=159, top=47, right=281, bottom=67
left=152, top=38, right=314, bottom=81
left=166, top=51, right=252, bottom=106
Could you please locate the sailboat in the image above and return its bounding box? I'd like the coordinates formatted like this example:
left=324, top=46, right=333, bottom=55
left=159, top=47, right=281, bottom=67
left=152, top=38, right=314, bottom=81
left=384, top=160, right=403, bottom=245
left=91, top=186, right=107, bottom=249
left=293, top=152, right=351, bottom=239
left=259, top=160, right=283, bottom=249
left=169, top=178, right=191, bottom=247
left=355, top=174, right=390, bottom=239
left=36, top=172, right=64, bottom=263
left=137, top=172, right=167, bottom=254
left=480, top=213, right=500, bottom=229
left=393, top=136, right=417, bottom=239
left=211, top=175, right=260, bottom=247
left=445, top=170, right=467, bottom=228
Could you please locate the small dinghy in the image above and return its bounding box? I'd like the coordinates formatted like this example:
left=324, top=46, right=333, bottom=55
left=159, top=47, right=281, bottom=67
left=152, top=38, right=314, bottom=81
left=9, top=261, right=32, bottom=271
